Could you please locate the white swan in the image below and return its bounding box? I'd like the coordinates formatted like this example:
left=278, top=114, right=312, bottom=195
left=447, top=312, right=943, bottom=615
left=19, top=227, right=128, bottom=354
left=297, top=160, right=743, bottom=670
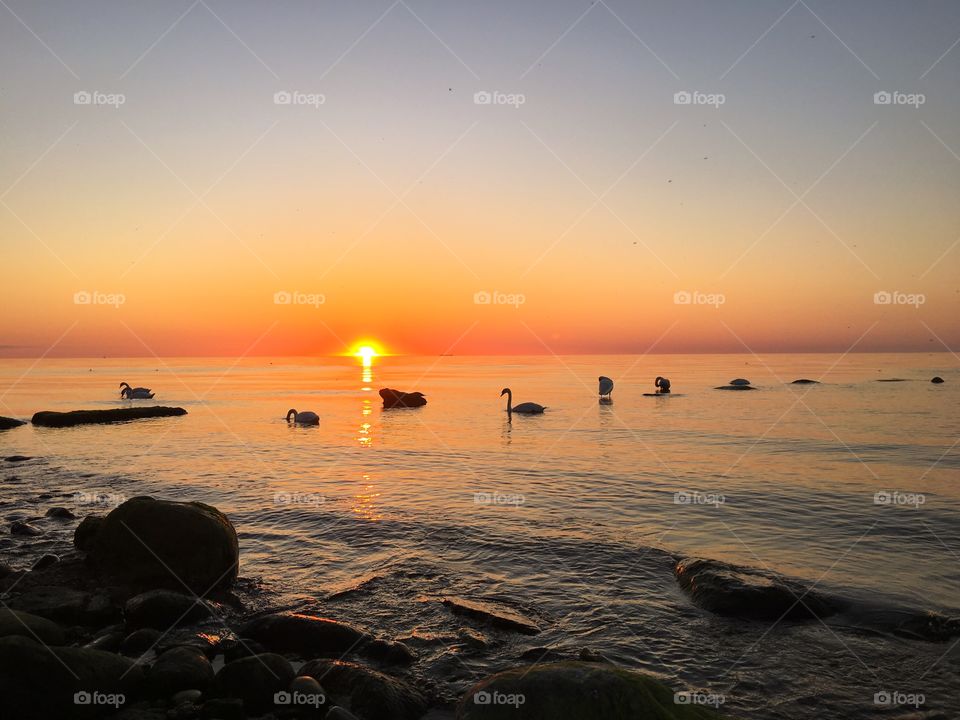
left=500, top=388, right=545, bottom=415
left=598, top=376, right=614, bottom=399
left=655, top=376, right=671, bottom=393
left=286, top=408, right=319, bottom=425
left=119, top=382, right=154, bottom=399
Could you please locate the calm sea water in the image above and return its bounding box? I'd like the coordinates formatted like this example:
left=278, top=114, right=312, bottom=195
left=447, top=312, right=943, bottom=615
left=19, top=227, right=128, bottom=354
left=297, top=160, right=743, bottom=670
left=1, top=353, right=958, bottom=718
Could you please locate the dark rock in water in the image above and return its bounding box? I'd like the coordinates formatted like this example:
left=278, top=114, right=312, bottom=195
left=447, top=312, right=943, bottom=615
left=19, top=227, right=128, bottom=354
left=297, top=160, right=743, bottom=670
left=0, top=608, right=68, bottom=644
left=210, top=653, right=294, bottom=713
left=791, top=379, right=819, bottom=384
left=931, top=376, right=944, bottom=384
left=240, top=612, right=368, bottom=655
left=148, top=646, right=214, bottom=696
left=86, top=496, right=238, bottom=593
left=361, top=637, right=416, bottom=665
left=46, top=506, right=76, bottom=519
left=10, top=520, right=41, bottom=536
left=715, top=384, right=756, bottom=391
left=457, top=661, right=725, bottom=719
left=442, top=596, right=541, bottom=635
left=835, top=605, right=960, bottom=642
left=3, top=455, right=32, bottom=462
left=729, top=378, right=751, bottom=386
left=31, top=406, right=187, bottom=427
left=222, top=637, right=266, bottom=663
left=121, top=627, right=162, bottom=656
left=519, top=646, right=564, bottom=662
left=125, top=589, right=212, bottom=630
left=379, top=388, right=427, bottom=408
left=171, top=688, right=203, bottom=706
left=299, top=659, right=427, bottom=720
left=578, top=647, right=610, bottom=663
left=0, top=635, right=145, bottom=720
left=74, top=515, right=104, bottom=551
left=7, top=585, right=118, bottom=625
left=876, top=378, right=907, bottom=382
left=675, top=557, right=844, bottom=621
left=0, top=417, right=26, bottom=430
left=200, top=698, right=245, bottom=720
left=31, top=553, right=59, bottom=570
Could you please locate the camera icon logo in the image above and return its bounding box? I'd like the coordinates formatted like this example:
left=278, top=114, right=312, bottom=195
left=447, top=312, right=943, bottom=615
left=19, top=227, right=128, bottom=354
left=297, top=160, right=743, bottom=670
left=274, top=691, right=292, bottom=705
left=473, top=91, right=492, bottom=105
left=74, top=91, right=92, bottom=105
left=474, top=691, right=492, bottom=705
left=673, top=91, right=692, bottom=105
left=74, top=691, right=92, bottom=705
left=874, top=91, right=892, bottom=105
left=474, top=290, right=491, bottom=305
left=274, top=290, right=292, bottom=305
left=873, top=291, right=892, bottom=305
left=274, top=91, right=292, bottom=105
left=673, top=290, right=692, bottom=305
left=74, top=290, right=92, bottom=305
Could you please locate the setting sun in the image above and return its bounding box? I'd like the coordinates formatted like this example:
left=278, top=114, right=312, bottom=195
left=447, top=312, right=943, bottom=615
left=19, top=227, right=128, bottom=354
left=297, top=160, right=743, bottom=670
left=353, top=344, right=380, bottom=368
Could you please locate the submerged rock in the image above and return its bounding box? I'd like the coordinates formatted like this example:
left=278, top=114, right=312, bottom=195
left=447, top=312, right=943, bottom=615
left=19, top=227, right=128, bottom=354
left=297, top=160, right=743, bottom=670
left=31, top=553, right=60, bottom=570
left=85, top=496, right=238, bottom=593
left=3, top=455, right=32, bottom=462
left=210, top=652, right=294, bottom=713
left=379, top=388, right=427, bottom=408
left=715, top=384, right=756, bottom=391
left=442, top=596, right=541, bottom=635
left=31, top=406, right=187, bottom=428
left=0, top=416, right=26, bottom=430
left=791, top=379, right=819, bottom=384
left=457, top=661, right=725, bottom=719
left=10, top=520, right=42, bottom=536
left=931, top=376, right=944, bottom=384
left=124, top=589, right=212, bottom=630
left=299, top=659, right=427, bottom=720
left=46, top=506, right=76, bottom=519
left=674, top=557, right=843, bottom=621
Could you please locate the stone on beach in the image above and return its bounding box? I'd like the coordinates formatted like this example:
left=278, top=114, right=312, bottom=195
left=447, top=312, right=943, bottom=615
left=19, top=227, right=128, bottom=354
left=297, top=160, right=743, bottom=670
left=239, top=611, right=368, bottom=655
left=147, top=646, right=214, bottom=696
left=0, top=416, right=27, bottom=430
left=84, top=496, right=239, bottom=594
left=11, top=519, right=43, bottom=536
left=441, top=596, right=541, bottom=635
left=299, top=658, right=427, bottom=720
left=46, top=506, right=77, bottom=519
left=210, top=652, right=294, bottom=713
left=0, top=608, right=68, bottom=644
left=124, top=589, right=213, bottom=630
left=30, top=406, right=187, bottom=428
left=456, top=661, right=726, bottom=719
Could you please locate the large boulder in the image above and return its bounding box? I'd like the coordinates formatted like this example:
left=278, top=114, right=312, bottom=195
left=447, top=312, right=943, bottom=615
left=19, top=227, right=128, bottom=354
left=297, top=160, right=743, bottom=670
left=240, top=612, right=368, bottom=655
left=674, top=557, right=843, bottom=621
left=0, top=608, right=68, bottom=644
left=299, top=659, right=426, bottom=720
left=85, top=497, right=238, bottom=594
left=6, top=585, right=117, bottom=626
left=457, top=661, right=726, bottom=719
left=0, top=635, right=144, bottom=719
left=74, top=516, right=104, bottom=551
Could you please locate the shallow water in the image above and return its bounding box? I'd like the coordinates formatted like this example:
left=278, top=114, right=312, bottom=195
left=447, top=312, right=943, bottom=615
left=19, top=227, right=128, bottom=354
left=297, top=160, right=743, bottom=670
left=1, top=353, right=958, bottom=717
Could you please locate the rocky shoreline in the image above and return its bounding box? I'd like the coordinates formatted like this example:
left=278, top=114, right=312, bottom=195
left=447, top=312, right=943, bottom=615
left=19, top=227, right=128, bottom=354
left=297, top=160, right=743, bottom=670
left=0, top=496, right=730, bottom=719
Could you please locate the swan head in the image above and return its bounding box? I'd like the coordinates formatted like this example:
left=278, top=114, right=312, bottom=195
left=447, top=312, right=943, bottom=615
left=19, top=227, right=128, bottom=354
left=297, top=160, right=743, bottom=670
left=655, top=376, right=663, bottom=386
left=119, top=382, right=129, bottom=389
left=286, top=409, right=297, bottom=421
left=500, top=388, right=511, bottom=397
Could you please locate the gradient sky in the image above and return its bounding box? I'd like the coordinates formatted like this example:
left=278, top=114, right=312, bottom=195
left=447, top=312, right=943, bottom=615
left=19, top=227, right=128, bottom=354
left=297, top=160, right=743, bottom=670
left=1, top=0, right=958, bottom=357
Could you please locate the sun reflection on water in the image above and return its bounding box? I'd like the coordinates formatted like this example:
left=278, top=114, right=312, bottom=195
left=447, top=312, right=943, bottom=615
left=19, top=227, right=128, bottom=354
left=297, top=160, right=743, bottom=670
left=352, top=474, right=382, bottom=520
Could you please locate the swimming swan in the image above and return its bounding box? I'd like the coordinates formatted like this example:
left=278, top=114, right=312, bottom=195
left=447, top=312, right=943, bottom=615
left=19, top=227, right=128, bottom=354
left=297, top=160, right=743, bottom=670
left=500, top=388, right=545, bottom=415
left=119, top=382, right=154, bottom=399
left=286, top=408, right=319, bottom=425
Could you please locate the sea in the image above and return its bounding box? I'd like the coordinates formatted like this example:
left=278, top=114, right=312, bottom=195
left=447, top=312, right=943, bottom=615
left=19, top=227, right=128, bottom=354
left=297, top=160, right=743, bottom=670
left=1, top=353, right=957, bottom=718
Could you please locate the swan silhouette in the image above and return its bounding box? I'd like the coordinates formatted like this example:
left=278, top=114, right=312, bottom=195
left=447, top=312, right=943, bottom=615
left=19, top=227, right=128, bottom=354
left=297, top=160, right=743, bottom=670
left=655, top=376, right=671, bottom=393
left=119, top=382, right=154, bottom=399
left=501, top=388, right=545, bottom=415
left=286, top=408, right=319, bottom=425
left=598, top=376, right=614, bottom=399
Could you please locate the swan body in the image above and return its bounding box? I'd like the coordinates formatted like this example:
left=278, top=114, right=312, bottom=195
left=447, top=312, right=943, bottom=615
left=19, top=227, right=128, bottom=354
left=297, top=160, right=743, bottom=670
left=286, top=408, right=319, bottom=425
left=654, top=376, right=671, bottom=393
left=119, top=382, right=154, bottom=399
left=500, top=388, right=545, bottom=415
left=598, top=376, right=614, bottom=398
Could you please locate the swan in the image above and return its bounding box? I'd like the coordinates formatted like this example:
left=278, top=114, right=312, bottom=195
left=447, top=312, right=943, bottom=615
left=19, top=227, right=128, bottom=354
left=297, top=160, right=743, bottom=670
left=598, top=376, right=614, bottom=399
left=119, top=382, right=154, bottom=399
left=501, top=388, right=545, bottom=415
left=655, top=376, right=671, bottom=394
left=379, top=388, right=427, bottom=408
left=286, top=408, right=319, bottom=425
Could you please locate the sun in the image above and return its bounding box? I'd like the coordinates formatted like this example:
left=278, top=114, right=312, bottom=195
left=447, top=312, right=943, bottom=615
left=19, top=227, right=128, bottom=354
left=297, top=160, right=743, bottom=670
left=349, top=342, right=382, bottom=367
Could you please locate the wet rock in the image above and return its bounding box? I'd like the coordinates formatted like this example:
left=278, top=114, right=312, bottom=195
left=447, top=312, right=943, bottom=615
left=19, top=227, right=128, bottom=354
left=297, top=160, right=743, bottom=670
left=31, top=406, right=187, bottom=428
left=222, top=637, right=266, bottom=662
left=0, top=635, right=145, bottom=720
left=7, top=585, right=118, bottom=626
left=46, top=506, right=76, bottom=519
left=729, top=378, right=751, bottom=386
left=0, top=608, right=68, bottom=644
left=931, top=376, right=944, bottom=384
left=518, top=646, right=563, bottom=662
left=280, top=675, right=328, bottom=712
left=361, top=637, right=416, bottom=665
left=299, top=659, right=427, bottom=720
left=86, top=496, right=238, bottom=593
left=379, top=388, right=427, bottom=408
left=240, top=612, right=368, bottom=655
left=125, top=589, right=212, bottom=630
left=84, top=631, right=125, bottom=652
left=171, top=688, right=203, bottom=706
left=674, top=557, right=844, bottom=621
left=442, top=596, right=541, bottom=635
left=11, top=520, right=42, bottom=536
left=3, top=455, right=32, bottom=462
left=210, top=652, right=294, bottom=713
left=74, top=515, right=104, bottom=551
left=0, top=417, right=27, bottom=430
left=457, top=661, right=724, bottom=719
left=148, top=646, right=214, bottom=696
left=121, top=628, right=161, bottom=656
left=458, top=628, right=488, bottom=650
left=791, top=379, right=819, bottom=384
left=0, top=561, right=14, bottom=578
left=155, top=626, right=234, bottom=658
left=714, top=384, right=756, bottom=390
left=31, top=553, right=60, bottom=570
